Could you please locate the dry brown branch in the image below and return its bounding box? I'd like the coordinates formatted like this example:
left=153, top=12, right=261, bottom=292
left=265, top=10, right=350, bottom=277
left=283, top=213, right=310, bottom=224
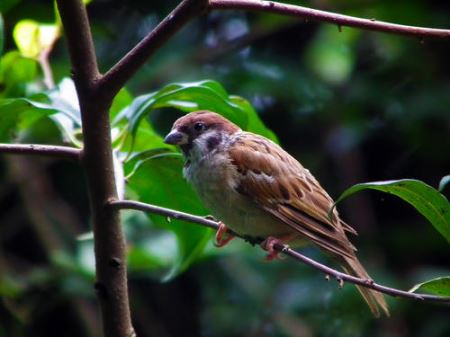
left=209, top=0, right=450, bottom=39
left=109, top=199, right=450, bottom=304
left=0, top=144, right=81, bottom=161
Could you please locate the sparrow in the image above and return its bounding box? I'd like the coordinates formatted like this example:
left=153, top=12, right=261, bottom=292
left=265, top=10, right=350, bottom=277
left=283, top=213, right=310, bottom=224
left=164, top=110, right=389, bottom=317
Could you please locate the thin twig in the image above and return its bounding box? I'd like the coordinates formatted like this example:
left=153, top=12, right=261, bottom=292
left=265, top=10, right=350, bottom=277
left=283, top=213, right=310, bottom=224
left=109, top=199, right=450, bottom=304
left=0, top=143, right=81, bottom=162
left=209, top=0, right=450, bottom=39
left=109, top=199, right=219, bottom=229
left=99, top=0, right=209, bottom=99
left=39, top=47, right=56, bottom=89
left=279, top=245, right=450, bottom=303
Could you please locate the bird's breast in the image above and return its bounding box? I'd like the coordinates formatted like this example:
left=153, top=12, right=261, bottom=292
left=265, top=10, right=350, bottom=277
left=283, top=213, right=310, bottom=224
left=184, top=151, right=237, bottom=203
left=184, top=151, right=291, bottom=238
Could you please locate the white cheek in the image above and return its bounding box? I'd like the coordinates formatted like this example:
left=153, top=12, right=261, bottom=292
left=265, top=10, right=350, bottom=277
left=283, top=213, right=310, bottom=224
left=195, top=130, right=216, bottom=145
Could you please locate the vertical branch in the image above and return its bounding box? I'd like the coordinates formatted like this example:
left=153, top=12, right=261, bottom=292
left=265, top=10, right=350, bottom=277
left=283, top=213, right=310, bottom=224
left=54, top=1, right=209, bottom=336
left=55, top=1, right=133, bottom=337
left=55, top=0, right=99, bottom=88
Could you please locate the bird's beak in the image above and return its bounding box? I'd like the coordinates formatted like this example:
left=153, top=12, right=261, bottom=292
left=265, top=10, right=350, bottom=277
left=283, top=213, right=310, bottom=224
left=164, top=129, right=188, bottom=145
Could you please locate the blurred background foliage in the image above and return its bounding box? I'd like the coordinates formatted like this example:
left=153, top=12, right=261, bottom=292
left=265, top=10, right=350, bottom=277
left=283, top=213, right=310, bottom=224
left=0, top=0, right=449, bottom=336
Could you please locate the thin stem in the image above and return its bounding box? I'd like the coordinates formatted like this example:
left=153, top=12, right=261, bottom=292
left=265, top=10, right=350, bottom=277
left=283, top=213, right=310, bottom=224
left=0, top=143, right=80, bottom=161
left=39, top=47, right=56, bottom=89
left=99, top=0, right=209, bottom=99
left=109, top=199, right=450, bottom=304
left=209, top=0, right=450, bottom=39
left=279, top=245, right=450, bottom=303
left=109, top=199, right=219, bottom=230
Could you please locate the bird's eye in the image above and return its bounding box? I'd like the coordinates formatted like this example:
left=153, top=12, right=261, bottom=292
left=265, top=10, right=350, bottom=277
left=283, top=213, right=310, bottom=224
left=194, top=122, right=206, bottom=132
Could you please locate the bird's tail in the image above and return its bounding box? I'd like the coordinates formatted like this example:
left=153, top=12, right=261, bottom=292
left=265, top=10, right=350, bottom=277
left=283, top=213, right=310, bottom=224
left=341, top=256, right=389, bottom=317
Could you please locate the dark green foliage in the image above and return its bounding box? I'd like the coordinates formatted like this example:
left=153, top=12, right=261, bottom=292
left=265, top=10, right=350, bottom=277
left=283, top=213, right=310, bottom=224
left=1, top=1, right=449, bottom=336
left=334, top=179, right=450, bottom=243
left=410, top=277, right=450, bottom=296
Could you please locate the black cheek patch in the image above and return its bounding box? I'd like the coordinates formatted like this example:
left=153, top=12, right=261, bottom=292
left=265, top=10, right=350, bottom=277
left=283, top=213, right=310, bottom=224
left=178, top=126, right=192, bottom=141
left=180, top=143, right=193, bottom=156
left=206, top=134, right=222, bottom=151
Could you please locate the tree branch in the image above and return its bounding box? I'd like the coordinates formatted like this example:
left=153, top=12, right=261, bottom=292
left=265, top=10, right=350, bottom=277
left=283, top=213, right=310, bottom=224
left=99, top=0, right=209, bottom=99
left=109, top=199, right=450, bottom=304
left=56, top=1, right=134, bottom=337
left=55, top=0, right=100, bottom=92
left=209, top=0, right=450, bottom=39
left=0, top=144, right=81, bottom=161
left=109, top=199, right=219, bottom=230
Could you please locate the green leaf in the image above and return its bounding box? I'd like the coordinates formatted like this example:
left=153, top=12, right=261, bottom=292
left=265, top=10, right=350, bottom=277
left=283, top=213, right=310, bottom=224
left=47, top=78, right=81, bottom=123
left=0, top=78, right=83, bottom=146
left=0, top=275, right=22, bottom=297
left=124, top=147, right=178, bottom=179
left=13, top=19, right=59, bottom=59
left=117, top=80, right=277, bottom=152
left=110, top=87, right=133, bottom=121
left=0, top=0, right=19, bottom=12
left=439, top=175, right=450, bottom=192
left=333, top=179, right=450, bottom=243
left=409, top=277, right=450, bottom=296
left=0, top=51, right=38, bottom=97
left=0, top=13, right=4, bottom=56
left=0, top=97, right=57, bottom=141
left=114, top=116, right=166, bottom=153
left=120, top=210, right=180, bottom=275
left=128, top=247, right=168, bottom=271
left=126, top=151, right=212, bottom=281
left=229, top=95, right=277, bottom=141
left=46, top=78, right=83, bottom=146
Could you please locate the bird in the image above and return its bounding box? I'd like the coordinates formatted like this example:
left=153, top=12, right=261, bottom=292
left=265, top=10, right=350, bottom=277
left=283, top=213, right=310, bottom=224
left=164, top=110, right=389, bottom=317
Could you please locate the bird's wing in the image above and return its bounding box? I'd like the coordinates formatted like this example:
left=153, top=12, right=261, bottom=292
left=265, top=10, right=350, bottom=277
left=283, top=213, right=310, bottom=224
left=228, top=132, right=357, bottom=258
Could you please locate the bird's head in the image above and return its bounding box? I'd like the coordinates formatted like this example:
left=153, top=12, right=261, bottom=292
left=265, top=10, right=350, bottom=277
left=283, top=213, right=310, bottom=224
left=164, top=111, right=240, bottom=158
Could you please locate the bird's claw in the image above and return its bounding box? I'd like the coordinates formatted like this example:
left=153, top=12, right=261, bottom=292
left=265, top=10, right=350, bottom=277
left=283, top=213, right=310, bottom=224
left=261, top=236, right=287, bottom=261
left=214, top=222, right=235, bottom=247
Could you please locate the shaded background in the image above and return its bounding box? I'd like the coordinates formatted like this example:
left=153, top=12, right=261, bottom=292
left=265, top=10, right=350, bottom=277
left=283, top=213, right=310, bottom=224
left=1, top=0, right=449, bottom=336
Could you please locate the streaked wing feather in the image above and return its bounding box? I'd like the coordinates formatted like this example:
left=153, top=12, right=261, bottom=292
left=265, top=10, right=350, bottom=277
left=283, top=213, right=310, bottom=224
left=229, top=132, right=356, bottom=257
left=267, top=205, right=355, bottom=258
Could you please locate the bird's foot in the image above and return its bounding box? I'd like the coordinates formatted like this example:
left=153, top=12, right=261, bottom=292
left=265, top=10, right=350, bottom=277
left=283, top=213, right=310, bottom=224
left=214, top=222, right=235, bottom=247
left=261, top=234, right=297, bottom=261
left=336, top=276, right=344, bottom=289
left=261, top=236, right=288, bottom=261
